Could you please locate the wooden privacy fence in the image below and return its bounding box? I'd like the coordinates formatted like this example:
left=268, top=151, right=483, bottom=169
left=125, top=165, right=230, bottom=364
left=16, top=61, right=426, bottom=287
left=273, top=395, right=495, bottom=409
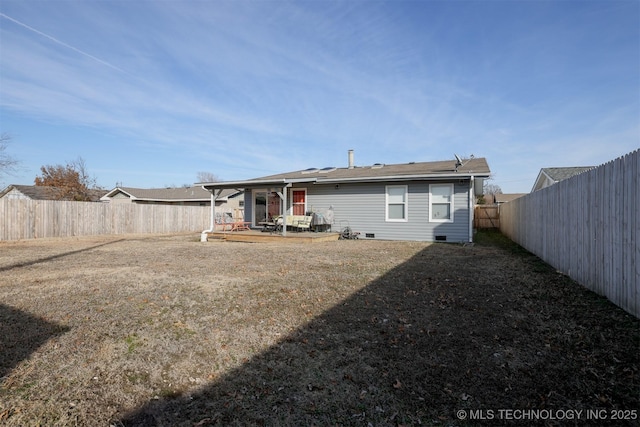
left=499, top=150, right=639, bottom=318
left=0, top=199, right=210, bottom=241
left=474, top=205, right=499, bottom=229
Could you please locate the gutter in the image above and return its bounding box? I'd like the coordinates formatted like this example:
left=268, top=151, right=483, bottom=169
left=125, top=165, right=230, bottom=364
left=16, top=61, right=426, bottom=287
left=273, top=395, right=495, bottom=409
left=198, top=173, right=491, bottom=189
left=133, top=198, right=213, bottom=203
left=315, top=173, right=489, bottom=185
left=198, top=178, right=316, bottom=190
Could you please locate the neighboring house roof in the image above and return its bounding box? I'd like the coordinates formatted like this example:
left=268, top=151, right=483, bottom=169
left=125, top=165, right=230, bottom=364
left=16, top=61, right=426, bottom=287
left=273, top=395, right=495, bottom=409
left=532, top=167, right=594, bottom=192
left=198, top=157, right=491, bottom=190
left=494, top=193, right=527, bottom=204
left=100, top=186, right=240, bottom=203
left=0, top=184, right=107, bottom=201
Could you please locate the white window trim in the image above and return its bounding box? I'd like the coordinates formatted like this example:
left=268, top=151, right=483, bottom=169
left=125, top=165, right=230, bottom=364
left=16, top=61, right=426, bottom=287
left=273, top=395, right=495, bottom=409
left=385, top=185, right=408, bottom=222
left=429, top=183, right=454, bottom=223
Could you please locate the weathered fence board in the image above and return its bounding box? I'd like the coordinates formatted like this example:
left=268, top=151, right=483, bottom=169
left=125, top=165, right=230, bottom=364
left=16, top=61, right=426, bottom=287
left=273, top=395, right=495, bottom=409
left=0, top=199, right=210, bottom=241
left=474, top=206, right=499, bottom=229
left=500, top=150, right=639, bottom=318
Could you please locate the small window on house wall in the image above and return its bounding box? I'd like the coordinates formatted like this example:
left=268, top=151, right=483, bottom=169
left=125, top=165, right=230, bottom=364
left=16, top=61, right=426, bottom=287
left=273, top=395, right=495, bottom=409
left=386, top=185, right=408, bottom=221
left=429, top=183, right=454, bottom=222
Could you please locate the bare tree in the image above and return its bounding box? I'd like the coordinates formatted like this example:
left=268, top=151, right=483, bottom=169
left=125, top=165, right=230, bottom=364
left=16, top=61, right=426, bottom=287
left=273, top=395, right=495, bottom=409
left=483, top=183, right=503, bottom=195
left=0, top=133, right=20, bottom=178
left=34, top=157, right=100, bottom=201
left=476, top=175, right=503, bottom=204
left=197, top=171, right=220, bottom=183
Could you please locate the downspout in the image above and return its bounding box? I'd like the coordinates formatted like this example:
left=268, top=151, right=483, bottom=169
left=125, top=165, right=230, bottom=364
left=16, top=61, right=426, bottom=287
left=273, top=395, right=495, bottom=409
left=469, top=176, right=474, bottom=243
left=200, top=188, right=219, bottom=242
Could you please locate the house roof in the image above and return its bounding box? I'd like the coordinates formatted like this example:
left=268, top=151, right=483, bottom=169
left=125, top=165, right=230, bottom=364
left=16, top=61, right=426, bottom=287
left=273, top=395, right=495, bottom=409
left=198, top=157, right=491, bottom=190
left=101, top=186, right=240, bottom=202
left=532, top=166, right=594, bottom=192
left=541, top=167, right=594, bottom=182
left=494, top=193, right=527, bottom=204
left=0, top=184, right=107, bottom=201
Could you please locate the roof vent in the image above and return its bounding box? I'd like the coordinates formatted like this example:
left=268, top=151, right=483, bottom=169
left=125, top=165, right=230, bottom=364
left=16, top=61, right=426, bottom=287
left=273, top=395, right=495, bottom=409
left=302, top=168, right=319, bottom=174
left=319, top=166, right=337, bottom=173
left=371, top=163, right=384, bottom=169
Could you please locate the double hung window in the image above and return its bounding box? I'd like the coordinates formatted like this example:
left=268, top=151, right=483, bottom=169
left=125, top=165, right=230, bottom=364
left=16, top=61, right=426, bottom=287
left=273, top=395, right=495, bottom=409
left=429, top=184, right=454, bottom=222
left=386, top=185, right=408, bottom=221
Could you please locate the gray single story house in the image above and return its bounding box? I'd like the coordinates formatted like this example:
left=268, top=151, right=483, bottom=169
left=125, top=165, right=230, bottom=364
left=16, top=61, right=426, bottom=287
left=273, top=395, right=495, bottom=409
left=101, top=186, right=243, bottom=208
left=198, top=152, right=490, bottom=242
left=0, top=184, right=107, bottom=202
left=531, top=166, right=594, bottom=192
left=100, top=186, right=244, bottom=224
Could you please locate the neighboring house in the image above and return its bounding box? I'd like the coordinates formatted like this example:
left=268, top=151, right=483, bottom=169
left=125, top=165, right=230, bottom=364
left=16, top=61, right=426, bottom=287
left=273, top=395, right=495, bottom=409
left=489, top=193, right=527, bottom=205
left=198, top=152, right=491, bottom=242
left=532, top=167, right=594, bottom=192
left=0, top=184, right=107, bottom=202
left=100, top=186, right=243, bottom=210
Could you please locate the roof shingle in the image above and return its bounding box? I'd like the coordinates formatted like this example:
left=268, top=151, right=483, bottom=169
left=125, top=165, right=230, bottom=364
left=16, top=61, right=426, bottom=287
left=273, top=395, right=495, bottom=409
left=256, top=157, right=490, bottom=181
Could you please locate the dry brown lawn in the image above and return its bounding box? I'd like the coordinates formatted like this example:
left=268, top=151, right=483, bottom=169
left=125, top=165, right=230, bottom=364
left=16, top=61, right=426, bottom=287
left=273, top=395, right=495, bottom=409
left=0, top=231, right=638, bottom=426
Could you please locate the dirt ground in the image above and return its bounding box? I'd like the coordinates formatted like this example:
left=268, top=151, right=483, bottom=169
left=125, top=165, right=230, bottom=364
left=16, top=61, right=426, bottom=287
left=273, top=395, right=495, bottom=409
left=0, top=231, right=638, bottom=426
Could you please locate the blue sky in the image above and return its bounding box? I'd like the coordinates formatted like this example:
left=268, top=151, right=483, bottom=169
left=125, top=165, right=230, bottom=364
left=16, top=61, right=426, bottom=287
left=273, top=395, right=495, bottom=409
left=1, top=0, right=638, bottom=193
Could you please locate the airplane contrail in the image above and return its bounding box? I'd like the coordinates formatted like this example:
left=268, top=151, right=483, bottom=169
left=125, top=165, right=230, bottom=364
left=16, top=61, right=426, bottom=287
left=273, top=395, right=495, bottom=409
left=0, top=12, right=126, bottom=73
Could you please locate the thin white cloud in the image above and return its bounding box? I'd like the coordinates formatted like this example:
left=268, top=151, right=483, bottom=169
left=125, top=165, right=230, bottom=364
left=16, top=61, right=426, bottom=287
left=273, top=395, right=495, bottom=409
left=0, top=13, right=127, bottom=74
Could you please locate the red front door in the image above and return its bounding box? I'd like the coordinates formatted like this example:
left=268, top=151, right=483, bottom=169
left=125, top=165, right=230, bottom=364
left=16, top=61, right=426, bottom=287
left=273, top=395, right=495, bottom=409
left=292, top=190, right=306, bottom=215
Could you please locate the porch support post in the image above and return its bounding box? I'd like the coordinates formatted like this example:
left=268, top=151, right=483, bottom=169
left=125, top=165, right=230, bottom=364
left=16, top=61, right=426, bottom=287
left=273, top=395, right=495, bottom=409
left=281, top=184, right=289, bottom=236
left=469, top=176, right=474, bottom=243
left=201, top=188, right=223, bottom=242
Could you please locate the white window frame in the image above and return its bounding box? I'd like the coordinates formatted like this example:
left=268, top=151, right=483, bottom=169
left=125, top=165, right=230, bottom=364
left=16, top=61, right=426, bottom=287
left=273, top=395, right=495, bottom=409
left=429, top=183, right=454, bottom=223
left=385, top=185, right=408, bottom=222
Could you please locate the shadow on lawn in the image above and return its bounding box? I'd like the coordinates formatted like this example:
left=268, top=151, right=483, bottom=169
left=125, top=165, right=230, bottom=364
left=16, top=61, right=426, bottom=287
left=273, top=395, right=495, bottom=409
left=0, top=239, right=125, bottom=273
left=0, top=303, right=70, bottom=380
left=120, top=238, right=639, bottom=426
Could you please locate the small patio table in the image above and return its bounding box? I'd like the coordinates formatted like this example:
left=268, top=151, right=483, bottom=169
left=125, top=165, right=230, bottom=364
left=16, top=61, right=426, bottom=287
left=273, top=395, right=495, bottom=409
left=230, top=221, right=251, bottom=232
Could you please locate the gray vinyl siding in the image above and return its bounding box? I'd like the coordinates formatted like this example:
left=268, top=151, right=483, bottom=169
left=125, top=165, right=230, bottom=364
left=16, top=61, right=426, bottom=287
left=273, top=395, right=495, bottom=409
left=244, top=192, right=253, bottom=223
left=300, top=180, right=471, bottom=242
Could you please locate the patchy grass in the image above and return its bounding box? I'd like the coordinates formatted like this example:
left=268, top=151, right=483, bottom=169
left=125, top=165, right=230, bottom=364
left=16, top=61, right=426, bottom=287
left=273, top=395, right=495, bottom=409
left=0, top=232, right=637, bottom=426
